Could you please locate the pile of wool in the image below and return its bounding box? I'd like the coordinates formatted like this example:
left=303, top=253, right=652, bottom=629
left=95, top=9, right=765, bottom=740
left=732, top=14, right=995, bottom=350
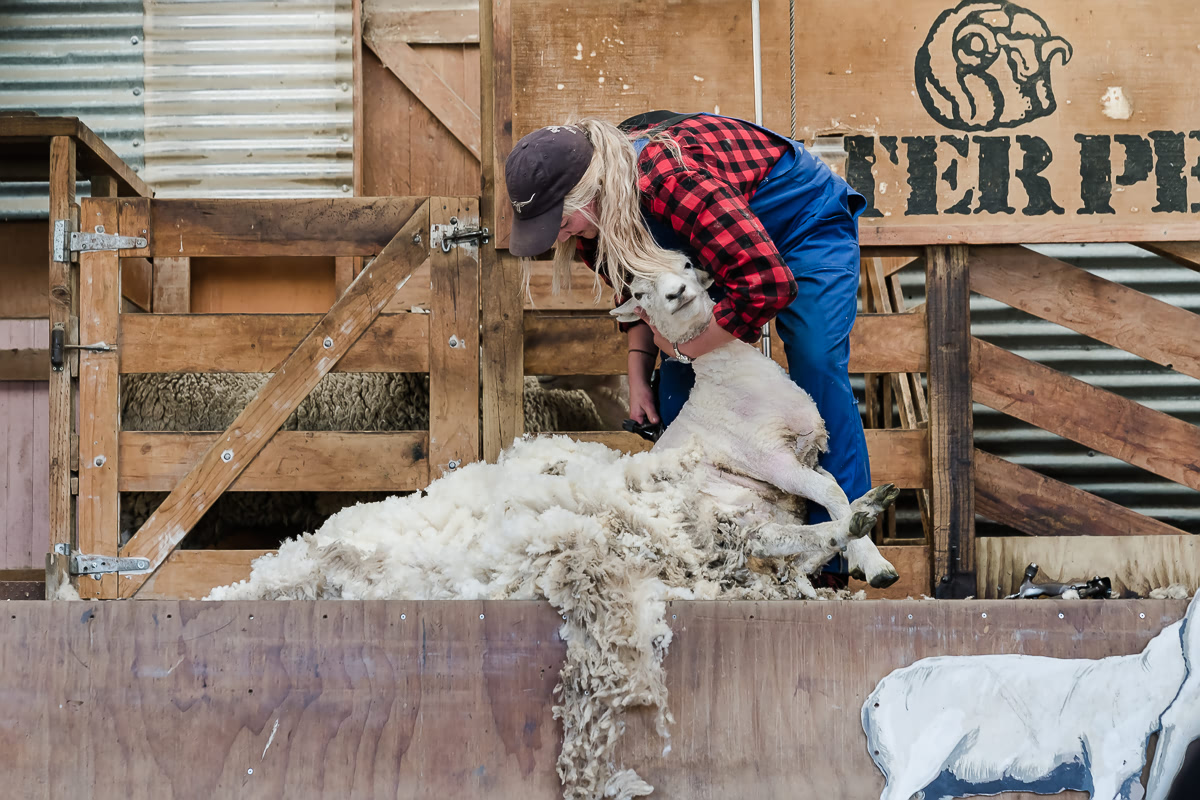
left=1150, top=584, right=1195, bottom=600
left=207, top=435, right=820, bottom=799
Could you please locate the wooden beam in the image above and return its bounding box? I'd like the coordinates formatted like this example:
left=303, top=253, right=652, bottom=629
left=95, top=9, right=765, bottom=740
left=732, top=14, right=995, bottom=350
left=151, top=257, right=190, bottom=312
left=364, top=32, right=481, bottom=160
left=974, top=449, right=1189, bottom=539
left=428, top=197, right=481, bottom=474
left=137, top=549, right=273, bottom=600
left=47, top=136, right=76, bottom=556
left=1138, top=241, right=1200, bottom=273
left=480, top=0, right=523, bottom=461
left=978, top=535, right=1200, bottom=598
left=119, top=312, right=430, bottom=373
left=487, top=0, right=513, bottom=249
left=119, top=431, right=430, bottom=492
left=925, top=245, right=975, bottom=597
left=971, top=337, right=1200, bottom=492
left=146, top=197, right=427, bottom=258
left=523, top=311, right=928, bottom=376
left=72, top=119, right=152, bottom=198
left=365, top=1, right=480, bottom=43
left=858, top=221, right=1200, bottom=247
left=0, top=348, right=47, bottom=381
left=77, top=197, right=121, bottom=599
left=119, top=202, right=432, bottom=597
left=970, top=245, right=1200, bottom=381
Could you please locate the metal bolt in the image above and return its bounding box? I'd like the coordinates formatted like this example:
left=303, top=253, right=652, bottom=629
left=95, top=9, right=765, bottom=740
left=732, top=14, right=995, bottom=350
left=93, top=455, right=106, bottom=467
left=981, top=612, right=988, bottom=619
left=448, top=335, right=460, bottom=348
left=479, top=614, right=485, bottom=620
left=131, top=140, right=140, bottom=148
left=1140, top=613, right=1146, bottom=619
left=412, top=233, right=421, bottom=244
left=130, top=35, right=139, bottom=45
left=340, top=184, right=350, bottom=193
left=401, top=614, right=406, bottom=620
left=449, top=216, right=459, bottom=225
left=907, top=614, right=913, bottom=620
left=447, top=459, right=461, bottom=470
left=95, top=225, right=105, bottom=234
left=247, top=769, right=253, bottom=775
left=221, top=449, right=233, bottom=463
left=827, top=614, right=833, bottom=620
left=132, top=87, right=142, bottom=96
left=671, top=614, right=676, bottom=619
left=339, top=82, right=349, bottom=92
left=323, top=336, right=333, bottom=349
left=341, top=133, right=349, bottom=142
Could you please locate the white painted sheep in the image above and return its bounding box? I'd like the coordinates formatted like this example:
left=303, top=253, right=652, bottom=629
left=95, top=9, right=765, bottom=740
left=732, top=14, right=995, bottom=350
left=611, top=264, right=900, bottom=588
left=1146, top=590, right=1198, bottom=800
left=207, top=434, right=891, bottom=800
left=862, top=594, right=1198, bottom=800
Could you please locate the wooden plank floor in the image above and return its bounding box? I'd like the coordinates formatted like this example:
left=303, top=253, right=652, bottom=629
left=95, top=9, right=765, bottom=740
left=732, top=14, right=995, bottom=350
left=0, top=599, right=1186, bottom=799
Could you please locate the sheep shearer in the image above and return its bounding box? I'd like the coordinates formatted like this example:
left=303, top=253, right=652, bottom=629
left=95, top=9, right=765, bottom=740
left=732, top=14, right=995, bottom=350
left=504, top=112, right=870, bottom=582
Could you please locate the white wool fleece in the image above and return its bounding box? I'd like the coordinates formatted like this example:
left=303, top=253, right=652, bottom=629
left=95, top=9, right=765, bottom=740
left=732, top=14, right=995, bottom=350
left=206, top=436, right=864, bottom=800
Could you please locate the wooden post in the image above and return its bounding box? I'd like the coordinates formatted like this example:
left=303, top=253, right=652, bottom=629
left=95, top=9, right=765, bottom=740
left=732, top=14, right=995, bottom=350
left=429, top=197, right=482, bottom=474
left=926, top=245, right=975, bottom=597
left=47, top=136, right=76, bottom=573
left=119, top=202, right=431, bottom=597
left=76, top=197, right=122, bottom=600
left=152, top=257, right=190, bottom=312
left=479, top=0, right=523, bottom=461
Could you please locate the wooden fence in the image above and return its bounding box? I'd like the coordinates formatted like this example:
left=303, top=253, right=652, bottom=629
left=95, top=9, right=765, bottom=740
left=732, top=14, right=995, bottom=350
left=62, top=196, right=480, bottom=600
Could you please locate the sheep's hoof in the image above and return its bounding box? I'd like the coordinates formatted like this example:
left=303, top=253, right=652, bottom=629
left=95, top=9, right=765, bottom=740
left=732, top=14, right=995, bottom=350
left=847, top=510, right=875, bottom=540
left=868, top=568, right=901, bottom=589
left=859, top=483, right=900, bottom=513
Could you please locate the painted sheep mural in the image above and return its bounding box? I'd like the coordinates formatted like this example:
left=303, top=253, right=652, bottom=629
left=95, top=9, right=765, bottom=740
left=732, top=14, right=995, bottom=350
left=863, top=594, right=1199, bottom=800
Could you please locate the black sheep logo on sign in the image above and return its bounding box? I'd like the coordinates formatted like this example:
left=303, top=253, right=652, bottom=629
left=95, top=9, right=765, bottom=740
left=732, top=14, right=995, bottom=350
left=915, top=1, right=1072, bottom=131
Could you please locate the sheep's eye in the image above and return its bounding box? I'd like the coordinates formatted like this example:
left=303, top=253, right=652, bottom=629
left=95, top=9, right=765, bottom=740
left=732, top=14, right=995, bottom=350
left=633, top=292, right=643, bottom=300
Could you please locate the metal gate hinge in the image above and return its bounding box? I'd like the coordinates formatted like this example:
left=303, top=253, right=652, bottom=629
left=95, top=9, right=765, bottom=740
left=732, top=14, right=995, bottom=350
left=52, top=545, right=151, bottom=578
left=50, top=325, right=114, bottom=372
left=430, top=217, right=490, bottom=252
left=55, top=221, right=147, bottom=262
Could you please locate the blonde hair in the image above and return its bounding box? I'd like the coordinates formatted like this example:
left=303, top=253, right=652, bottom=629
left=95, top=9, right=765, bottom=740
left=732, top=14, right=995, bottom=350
left=541, top=118, right=689, bottom=298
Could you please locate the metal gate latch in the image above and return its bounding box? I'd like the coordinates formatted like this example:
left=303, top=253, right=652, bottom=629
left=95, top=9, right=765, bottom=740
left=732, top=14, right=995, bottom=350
left=54, top=220, right=147, bottom=262
left=430, top=217, right=490, bottom=252
left=53, top=544, right=151, bottom=578
left=50, top=324, right=115, bottom=372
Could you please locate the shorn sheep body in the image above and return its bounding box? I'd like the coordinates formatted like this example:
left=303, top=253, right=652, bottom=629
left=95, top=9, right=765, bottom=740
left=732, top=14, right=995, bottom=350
left=612, top=263, right=900, bottom=587
left=208, top=434, right=893, bottom=799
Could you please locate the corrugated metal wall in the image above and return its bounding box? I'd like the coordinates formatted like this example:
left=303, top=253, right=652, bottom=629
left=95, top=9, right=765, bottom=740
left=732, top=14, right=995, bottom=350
left=0, top=0, right=145, bottom=220
left=887, top=244, right=1200, bottom=537
left=141, top=0, right=354, bottom=197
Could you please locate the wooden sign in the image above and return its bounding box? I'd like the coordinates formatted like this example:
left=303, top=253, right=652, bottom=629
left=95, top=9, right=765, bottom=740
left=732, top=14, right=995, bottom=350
left=499, top=0, right=1200, bottom=243
left=761, top=0, right=1200, bottom=240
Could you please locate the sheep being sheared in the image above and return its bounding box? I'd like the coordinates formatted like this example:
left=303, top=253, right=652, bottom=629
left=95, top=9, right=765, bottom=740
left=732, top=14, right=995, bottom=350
left=611, top=263, right=900, bottom=587
left=207, top=434, right=895, bottom=800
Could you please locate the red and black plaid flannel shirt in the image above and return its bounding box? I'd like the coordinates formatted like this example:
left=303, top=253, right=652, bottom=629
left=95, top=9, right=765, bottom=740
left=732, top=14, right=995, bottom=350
left=577, top=115, right=797, bottom=343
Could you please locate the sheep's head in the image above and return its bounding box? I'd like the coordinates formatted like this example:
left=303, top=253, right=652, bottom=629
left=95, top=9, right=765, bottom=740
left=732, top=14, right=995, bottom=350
left=611, top=264, right=715, bottom=345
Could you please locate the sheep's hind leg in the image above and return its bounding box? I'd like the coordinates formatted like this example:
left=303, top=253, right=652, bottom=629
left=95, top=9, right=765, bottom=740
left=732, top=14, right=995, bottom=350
left=748, top=511, right=875, bottom=560
left=844, top=483, right=902, bottom=589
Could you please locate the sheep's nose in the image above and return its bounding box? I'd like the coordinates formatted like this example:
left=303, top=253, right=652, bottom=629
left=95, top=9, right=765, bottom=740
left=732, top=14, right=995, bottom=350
left=665, top=285, right=685, bottom=301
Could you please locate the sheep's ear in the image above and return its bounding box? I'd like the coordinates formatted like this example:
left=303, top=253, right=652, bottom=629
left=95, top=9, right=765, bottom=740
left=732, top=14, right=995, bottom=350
left=694, top=267, right=715, bottom=290
left=611, top=297, right=642, bottom=324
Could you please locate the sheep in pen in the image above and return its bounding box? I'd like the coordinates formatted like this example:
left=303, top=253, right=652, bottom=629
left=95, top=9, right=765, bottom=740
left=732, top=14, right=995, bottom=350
left=203, top=262, right=901, bottom=799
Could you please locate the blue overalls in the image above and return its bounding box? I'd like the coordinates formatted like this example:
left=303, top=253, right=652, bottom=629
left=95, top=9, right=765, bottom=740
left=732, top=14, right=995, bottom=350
left=631, top=113, right=871, bottom=538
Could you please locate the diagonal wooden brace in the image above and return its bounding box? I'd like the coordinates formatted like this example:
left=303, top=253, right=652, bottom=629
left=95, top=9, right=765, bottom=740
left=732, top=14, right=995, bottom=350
left=118, top=200, right=431, bottom=598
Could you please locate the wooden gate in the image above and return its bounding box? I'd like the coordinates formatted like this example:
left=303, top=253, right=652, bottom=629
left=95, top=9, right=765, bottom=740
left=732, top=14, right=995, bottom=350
left=61, top=196, right=480, bottom=599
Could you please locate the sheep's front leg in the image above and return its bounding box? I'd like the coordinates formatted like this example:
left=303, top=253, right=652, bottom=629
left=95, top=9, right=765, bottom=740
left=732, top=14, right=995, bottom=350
left=763, top=457, right=852, bottom=519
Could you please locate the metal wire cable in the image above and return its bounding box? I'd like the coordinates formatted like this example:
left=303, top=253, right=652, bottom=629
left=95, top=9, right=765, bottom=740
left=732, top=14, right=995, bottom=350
left=789, top=0, right=797, bottom=138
